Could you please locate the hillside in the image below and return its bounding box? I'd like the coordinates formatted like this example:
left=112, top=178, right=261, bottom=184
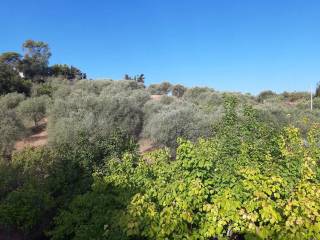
left=1, top=40, right=320, bottom=240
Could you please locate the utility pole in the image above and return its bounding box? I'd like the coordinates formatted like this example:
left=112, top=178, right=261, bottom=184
left=311, top=86, right=313, bottom=111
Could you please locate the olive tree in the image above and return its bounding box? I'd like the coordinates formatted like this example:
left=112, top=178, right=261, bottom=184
left=48, top=80, right=150, bottom=147
left=143, top=102, right=213, bottom=150
left=0, top=93, right=25, bottom=109
left=0, top=93, right=27, bottom=159
left=183, top=87, right=223, bottom=112
left=0, top=108, right=25, bottom=159
left=257, top=90, right=277, bottom=103
left=17, top=96, right=49, bottom=126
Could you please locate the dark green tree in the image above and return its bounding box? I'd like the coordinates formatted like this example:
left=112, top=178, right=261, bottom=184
left=49, top=64, right=86, bottom=80
left=0, top=52, right=22, bottom=68
left=135, top=74, right=145, bottom=83
left=124, top=74, right=131, bottom=80
left=20, top=40, right=51, bottom=82
left=0, top=63, right=31, bottom=95
left=124, top=74, right=145, bottom=83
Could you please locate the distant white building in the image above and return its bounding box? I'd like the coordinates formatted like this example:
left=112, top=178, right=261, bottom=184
left=12, top=66, right=25, bottom=78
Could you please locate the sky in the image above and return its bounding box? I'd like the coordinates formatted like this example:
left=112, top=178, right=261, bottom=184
left=1, top=0, right=320, bottom=94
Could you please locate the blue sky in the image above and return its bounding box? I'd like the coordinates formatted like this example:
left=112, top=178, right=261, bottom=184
left=1, top=0, right=320, bottom=94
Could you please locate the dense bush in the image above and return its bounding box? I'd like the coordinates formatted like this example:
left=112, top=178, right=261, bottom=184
left=123, top=125, right=320, bottom=239
left=0, top=147, right=56, bottom=236
left=0, top=147, right=94, bottom=238
left=49, top=162, right=136, bottom=240
left=0, top=128, right=138, bottom=239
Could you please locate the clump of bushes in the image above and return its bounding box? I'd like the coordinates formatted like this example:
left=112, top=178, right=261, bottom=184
left=0, top=126, right=138, bottom=239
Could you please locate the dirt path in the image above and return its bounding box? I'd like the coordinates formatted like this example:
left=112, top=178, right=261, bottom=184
left=14, top=119, right=48, bottom=151
left=150, top=94, right=163, bottom=101
left=14, top=130, right=48, bottom=151
left=138, top=138, right=156, bottom=153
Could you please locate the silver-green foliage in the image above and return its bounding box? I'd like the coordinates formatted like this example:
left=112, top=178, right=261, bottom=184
left=0, top=95, right=26, bottom=158
left=143, top=101, right=214, bottom=149
left=17, top=96, right=49, bottom=126
left=48, top=80, right=150, bottom=147
left=0, top=92, right=25, bottom=109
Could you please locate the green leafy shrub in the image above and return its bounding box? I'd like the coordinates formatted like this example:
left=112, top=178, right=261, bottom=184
left=0, top=147, right=55, bottom=236
left=49, top=176, right=134, bottom=240
left=0, top=184, right=54, bottom=233
left=124, top=119, right=320, bottom=239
